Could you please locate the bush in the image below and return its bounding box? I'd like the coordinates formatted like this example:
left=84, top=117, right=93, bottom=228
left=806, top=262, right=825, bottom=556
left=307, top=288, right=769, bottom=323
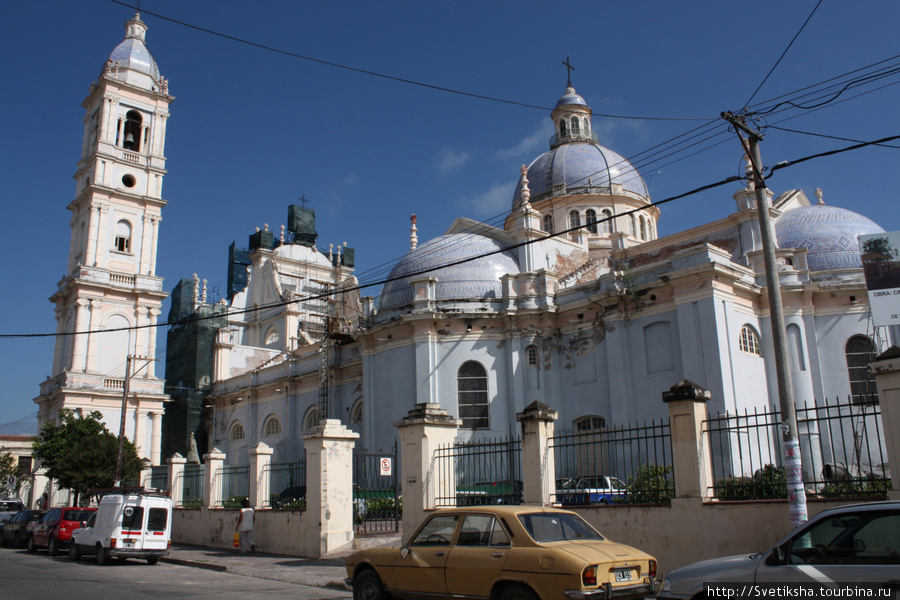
left=626, top=464, right=674, bottom=504
left=715, top=464, right=786, bottom=500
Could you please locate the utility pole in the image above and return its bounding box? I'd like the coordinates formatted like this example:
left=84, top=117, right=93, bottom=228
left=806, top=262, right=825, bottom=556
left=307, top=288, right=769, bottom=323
left=722, top=111, right=808, bottom=527
left=115, top=355, right=158, bottom=485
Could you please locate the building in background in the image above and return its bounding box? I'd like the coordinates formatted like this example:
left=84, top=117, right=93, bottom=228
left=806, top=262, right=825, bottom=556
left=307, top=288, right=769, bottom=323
left=34, top=13, right=171, bottom=467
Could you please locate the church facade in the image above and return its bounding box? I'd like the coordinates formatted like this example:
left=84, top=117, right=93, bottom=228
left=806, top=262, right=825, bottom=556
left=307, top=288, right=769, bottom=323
left=188, top=85, right=891, bottom=471
left=35, top=14, right=171, bottom=466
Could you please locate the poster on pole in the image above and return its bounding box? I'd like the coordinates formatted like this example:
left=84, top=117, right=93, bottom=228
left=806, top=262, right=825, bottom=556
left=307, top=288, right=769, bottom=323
left=859, top=231, right=900, bottom=327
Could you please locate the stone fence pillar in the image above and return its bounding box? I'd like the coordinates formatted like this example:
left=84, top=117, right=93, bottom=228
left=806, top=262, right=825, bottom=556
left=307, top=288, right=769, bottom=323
left=395, top=403, right=460, bottom=539
left=517, top=401, right=557, bottom=505
left=303, top=419, right=359, bottom=557
left=663, top=379, right=713, bottom=499
left=869, top=346, right=900, bottom=501
left=204, top=449, right=226, bottom=508
left=249, top=442, right=273, bottom=509
left=167, top=453, right=185, bottom=507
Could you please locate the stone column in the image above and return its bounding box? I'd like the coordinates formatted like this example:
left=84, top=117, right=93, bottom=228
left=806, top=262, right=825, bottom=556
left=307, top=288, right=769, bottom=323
left=150, top=412, right=162, bottom=466
left=85, top=299, right=102, bottom=373
left=167, top=453, right=186, bottom=507
left=204, top=449, right=226, bottom=509
left=517, top=401, right=557, bottom=505
left=395, top=403, right=460, bottom=538
left=869, top=346, right=900, bottom=501
left=303, top=420, right=359, bottom=558
left=85, top=204, right=100, bottom=267
left=72, top=298, right=90, bottom=373
left=149, top=216, right=160, bottom=275
left=249, top=442, right=274, bottom=509
left=663, top=379, right=713, bottom=499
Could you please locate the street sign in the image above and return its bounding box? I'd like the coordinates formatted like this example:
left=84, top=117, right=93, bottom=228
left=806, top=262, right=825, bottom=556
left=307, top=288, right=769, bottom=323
left=380, top=457, right=392, bottom=476
left=6, top=476, right=15, bottom=487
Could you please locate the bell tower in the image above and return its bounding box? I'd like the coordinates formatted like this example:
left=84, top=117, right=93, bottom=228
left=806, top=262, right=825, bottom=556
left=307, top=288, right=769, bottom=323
left=35, top=13, right=172, bottom=466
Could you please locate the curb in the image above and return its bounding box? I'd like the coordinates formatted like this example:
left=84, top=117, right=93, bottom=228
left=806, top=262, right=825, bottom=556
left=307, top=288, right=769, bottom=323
left=161, top=556, right=228, bottom=572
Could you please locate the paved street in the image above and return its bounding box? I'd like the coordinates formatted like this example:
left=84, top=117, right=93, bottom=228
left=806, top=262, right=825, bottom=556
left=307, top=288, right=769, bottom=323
left=0, top=544, right=352, bottom=600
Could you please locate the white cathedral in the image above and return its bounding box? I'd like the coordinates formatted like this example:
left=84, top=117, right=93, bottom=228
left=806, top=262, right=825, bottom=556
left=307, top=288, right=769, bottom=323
left=37, top=14, right=894, bottom=475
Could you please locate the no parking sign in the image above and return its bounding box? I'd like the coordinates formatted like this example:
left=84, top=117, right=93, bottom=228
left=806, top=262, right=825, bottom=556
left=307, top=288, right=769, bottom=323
left=379, top=457, right=392, bottom=476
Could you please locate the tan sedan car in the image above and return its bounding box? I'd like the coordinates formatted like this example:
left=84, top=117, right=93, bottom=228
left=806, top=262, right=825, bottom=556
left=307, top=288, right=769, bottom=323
left=345, top=505, right=657, bottom=600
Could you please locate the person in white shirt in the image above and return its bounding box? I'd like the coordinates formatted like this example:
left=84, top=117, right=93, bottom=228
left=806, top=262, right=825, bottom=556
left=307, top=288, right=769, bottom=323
left=235, top=498, right=256, bottom=554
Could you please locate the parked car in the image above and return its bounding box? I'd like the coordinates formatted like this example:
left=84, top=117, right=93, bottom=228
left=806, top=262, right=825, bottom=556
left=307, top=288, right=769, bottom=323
left=0, top=509, right=46, bottom=548
left=0, top=499, right=25, bottom=525
left=29, top=506, right=97, bottom=555
left=659, top=501, right=900, bottom=600
left=345, top=504, right=657, bottom=600
left=456, top=480, right=523, bottom=506
left=557, top=475, right=628, bottom=505
left=69, top=491, right=172, bottom=565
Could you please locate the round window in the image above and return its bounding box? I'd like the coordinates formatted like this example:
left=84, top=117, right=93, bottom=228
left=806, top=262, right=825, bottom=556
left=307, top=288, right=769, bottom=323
left=122, top=174, right=136, bottom=188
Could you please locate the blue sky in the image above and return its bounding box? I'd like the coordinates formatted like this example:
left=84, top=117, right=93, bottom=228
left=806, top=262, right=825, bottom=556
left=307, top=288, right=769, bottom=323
left=2, top=1, right=899, bottom=434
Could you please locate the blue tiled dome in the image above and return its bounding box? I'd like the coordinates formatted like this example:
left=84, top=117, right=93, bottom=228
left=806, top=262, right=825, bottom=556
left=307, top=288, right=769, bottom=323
left=775, top=204, right=885, bottom=271
left=512, top=143, right=649, bottom=207
left=555, top=87, right=588, bottom=109
left=107, top=14, right=159, bottom=82
left=378, top=234, right=520, bottom=311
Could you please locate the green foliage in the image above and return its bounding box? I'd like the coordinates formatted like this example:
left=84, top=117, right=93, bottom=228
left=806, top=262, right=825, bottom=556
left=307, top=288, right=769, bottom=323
left=626, top=463, right=674, bottom=504
left=32, top=409, right=143, bottom=505
left=222, top=496, right=247, bottom=509
left=862, top=237, right=898, bottom=259
left=0, top=452, right=16, bottom=483
left=715, top=464, right=787, bottom=500
left=820, top=478, right=893, bottom=498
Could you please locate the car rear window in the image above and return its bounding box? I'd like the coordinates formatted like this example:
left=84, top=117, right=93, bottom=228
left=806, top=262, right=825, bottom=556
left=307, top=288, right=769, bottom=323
left=518, top=512, right=605, bottom=542
left=121, top=506, right=144, bottom=530
left=63, top=510, right=94, bottom=522
left=0, top=501, right=23, bottom=511
left=147, top=508, right=168, bottom=532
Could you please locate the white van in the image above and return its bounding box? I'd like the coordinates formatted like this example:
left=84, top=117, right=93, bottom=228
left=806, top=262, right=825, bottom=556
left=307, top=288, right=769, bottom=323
left=69, top=490, right=172, bottom=565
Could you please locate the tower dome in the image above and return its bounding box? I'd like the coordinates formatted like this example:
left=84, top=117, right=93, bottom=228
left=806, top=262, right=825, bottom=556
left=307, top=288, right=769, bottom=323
left=512, top=85, right=648, bottom=208
left=378, top=234, right=520, bottom=311
left=775, top=199, right=885, bottom=271
left=106, top=13, right=160, bottom=88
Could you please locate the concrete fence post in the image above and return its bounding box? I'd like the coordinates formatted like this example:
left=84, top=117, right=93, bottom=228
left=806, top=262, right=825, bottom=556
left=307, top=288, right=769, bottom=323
left=203, top=449, right=226, bottom=508
left=395, top=403, right=460, bottom=539
left=303, top=419, right=359, bottom=557
left=663, top=379, right=713, bottom=499
left=517, top=401, right=557, bottom=505
left=249, top=442, right=273, bottom=508
left=167, top=453, right=186, bottom=507
left=868, top=346, right=900, bottom=501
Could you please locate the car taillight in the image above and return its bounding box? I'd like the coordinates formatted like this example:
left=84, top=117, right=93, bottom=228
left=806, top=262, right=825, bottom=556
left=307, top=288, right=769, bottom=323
left=111, top=538, right=117, bottom=548
left=582, top=566, right=597, bottom=586
left=648, top=560, right=657, bottom=579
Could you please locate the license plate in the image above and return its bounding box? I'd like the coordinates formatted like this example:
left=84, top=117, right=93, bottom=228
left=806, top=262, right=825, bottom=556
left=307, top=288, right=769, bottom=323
left=614, top=568, right=633, bottom=582
left=122, top=539, right=135, bottom=548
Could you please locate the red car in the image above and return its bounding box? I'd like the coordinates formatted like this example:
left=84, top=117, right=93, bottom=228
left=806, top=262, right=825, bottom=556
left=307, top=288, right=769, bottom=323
left=29, top=507, right=97, bottom=556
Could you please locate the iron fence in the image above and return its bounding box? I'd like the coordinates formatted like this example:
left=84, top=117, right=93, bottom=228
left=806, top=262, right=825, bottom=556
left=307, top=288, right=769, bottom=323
left=353, top=444, right=400, bottom=535
left=265, top=459, right=306, bottom=509
left=704, top=397, right=891, bottom=500
left=149, top=466, right=168, bottom=492
left=180, top=464, right=205, bottom=507
left=550, top=418, right=674, bottom=506
left=433, top=436, right=522, bottom=508
left=217, top=465, right=250, bottom=507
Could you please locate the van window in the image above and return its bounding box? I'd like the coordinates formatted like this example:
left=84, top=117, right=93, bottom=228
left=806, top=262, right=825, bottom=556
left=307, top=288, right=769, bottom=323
left=64, top=510, right=94, bottom=522
left=147, top=508, right=168, bottom=532
left=121, top=506, right=144, bottom=530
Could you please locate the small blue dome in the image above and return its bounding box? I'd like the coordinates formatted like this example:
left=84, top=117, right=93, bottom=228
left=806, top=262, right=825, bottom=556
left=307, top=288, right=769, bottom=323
left=775, top=204, right=885, bottom=271
left=378, top=234, right=520, bottom=311
left=512, top=142, right=649, bottom=207
left=555, top=86, right=588, bottom=110
left=109, top=38, right=159, bottom=80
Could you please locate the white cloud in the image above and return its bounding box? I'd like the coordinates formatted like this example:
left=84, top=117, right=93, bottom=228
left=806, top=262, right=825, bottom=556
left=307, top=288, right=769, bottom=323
left=437, top=148, right=472, bottom=176
left=461, top=181, right=516, bottom=218
left=496, top=120, right=554, bottom=161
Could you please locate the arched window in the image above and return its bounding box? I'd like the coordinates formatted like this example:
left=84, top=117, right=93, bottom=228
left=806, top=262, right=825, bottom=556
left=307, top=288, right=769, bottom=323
left=601, top=209, right=614, bottom=234
left=114, top=220, right=132, bottom=253
left=569, top=210, right=581, bottom=240
left=230, top=422, right=245, bottom=441
left=303, top=406, right=321, bottom=432
left=526, top=345, right=538, bottom=367
left=264, top=326, right=280, bottom=347
left=543, top=214, right=554, bottom=234
left=350, top=399, right=363, bottom=425
left=628, top=214, right=636, bottom=236
left=123, top=110, right=142, bottom=152
left=845, top=335, right=879, bottom=404
left=570, top=117, right=580, bottom=133
left=574, top=415, right=606, bottom=432
left=639, top=216, right=647, bottom=241
left=558, top=119, right=567, bottom=137
left=263, top=416, right=281, bottom=437
left=585, top=209, right=598, bottom=234
left=739, top=325, right=761, bottom=356
left=458, top=361, right=489, bottom=429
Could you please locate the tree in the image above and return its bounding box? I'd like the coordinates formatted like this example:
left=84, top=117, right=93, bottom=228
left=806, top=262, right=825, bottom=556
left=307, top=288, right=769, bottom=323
left=32, top=410, right=143, bottom=506
left=862, top=237, right=898, bottom=260
left=0, top=453, right=15, bottom=497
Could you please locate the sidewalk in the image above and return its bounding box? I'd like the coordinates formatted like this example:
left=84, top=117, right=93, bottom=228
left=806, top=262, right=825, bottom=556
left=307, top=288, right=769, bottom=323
left=161, top=544, right=351, bottom=590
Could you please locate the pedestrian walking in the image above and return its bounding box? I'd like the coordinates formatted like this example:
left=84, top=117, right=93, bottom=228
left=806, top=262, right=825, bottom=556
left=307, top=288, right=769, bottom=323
left=235, top=498, right=256, bottom=554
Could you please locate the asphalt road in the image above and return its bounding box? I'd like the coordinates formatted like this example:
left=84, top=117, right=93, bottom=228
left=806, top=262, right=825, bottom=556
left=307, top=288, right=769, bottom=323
left=0, top=546, right=352, bottom=600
